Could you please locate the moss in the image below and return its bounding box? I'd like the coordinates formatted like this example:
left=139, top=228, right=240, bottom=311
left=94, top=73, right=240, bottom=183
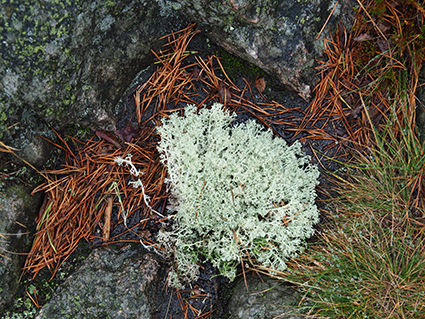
left=104, top=0, right=115, bottom=8
left=217, top=49, right=265, bottom=82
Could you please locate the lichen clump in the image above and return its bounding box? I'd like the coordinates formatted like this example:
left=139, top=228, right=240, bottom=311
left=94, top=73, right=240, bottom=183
left=156, top=103, right=320, bottom=286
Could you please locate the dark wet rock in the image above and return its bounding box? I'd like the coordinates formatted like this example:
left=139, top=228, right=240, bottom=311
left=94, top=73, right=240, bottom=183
left=228, top=276, right=304, bottom=319
left=0, top=182, right=43, bottom=313
left=35, top=245, right=164, bottom=319
left=4, top=111, right=56, bottom=169
left=0, top=0, right=187, bottom=155
left=175, top=0, right=358, bottom=100
left=13, top=134, right=53, bottom=170
left=416, top=65, right=425, bottom=143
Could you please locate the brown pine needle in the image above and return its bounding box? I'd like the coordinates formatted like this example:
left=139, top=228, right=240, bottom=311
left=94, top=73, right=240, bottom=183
left=24, top=124, right=167, bottom=279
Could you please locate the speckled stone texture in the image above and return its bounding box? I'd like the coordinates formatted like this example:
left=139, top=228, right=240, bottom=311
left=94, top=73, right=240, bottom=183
left=35, top=245, right=164, bottom=319
left=175, top=0, right=358, bottom=100
left=228, top=275, right=304, bottom=319
left=0, top=0, right=187, bottom=157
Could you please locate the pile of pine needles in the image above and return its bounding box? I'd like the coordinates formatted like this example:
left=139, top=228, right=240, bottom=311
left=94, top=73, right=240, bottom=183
left=24, top=127, right=166, bottom=279
left=134, top=23, right=296, bottom=135
left=275, top=1, right=425, bottom=318
left=302, top=0, right=425, bottom=220
left=295, top=0, right=424, bottom=156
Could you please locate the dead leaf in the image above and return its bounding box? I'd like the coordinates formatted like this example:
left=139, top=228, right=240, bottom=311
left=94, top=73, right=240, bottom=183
left=376, top=39, right=391, bottom=52
left=377, top=21, right=391, bottom=33
left=255, top=77, right=266, bottom=93
left=353, top=33, right=373, bottom=42
left=116, top=124, right=137, bottom=143
left=102, top=196, right=113, bottom=241
left=191, top=67, right=201, bottom=79
left=95, top=131, right=122, bottom=148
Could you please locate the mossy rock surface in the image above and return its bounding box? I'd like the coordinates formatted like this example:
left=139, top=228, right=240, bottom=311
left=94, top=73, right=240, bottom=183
left=228, top=276, right=303, bottom=319
left=0, top=0, right=187, bottom=143
left=34, top=246, right=163, bottom=319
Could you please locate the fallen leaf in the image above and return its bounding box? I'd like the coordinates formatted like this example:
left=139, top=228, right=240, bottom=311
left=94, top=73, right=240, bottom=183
left=353, top=33, right=373, bottom=42
left=191, top=67, right=201, bottom=79
left=95, top=131, right=122, bottom=148
left=102, top=196, right=113, bottom=241
left=255, top=77, right=266, bottom=93
left=116, top=124, right=137, bottom=143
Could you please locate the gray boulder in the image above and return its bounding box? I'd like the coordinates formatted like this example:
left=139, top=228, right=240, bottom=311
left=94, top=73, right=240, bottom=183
left=176, top=0, right=358, bottom=100
left=228, top=275, right=304, bottom=319
left=0, top=0, right=187, bottom=166
left=0, top=181, right=43, bottom=312
left=35, top=245, right=164, bottom=319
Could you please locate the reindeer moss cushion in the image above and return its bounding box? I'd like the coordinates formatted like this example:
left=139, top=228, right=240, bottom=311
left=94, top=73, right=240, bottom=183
left=156, top=103, right=319, bottom=285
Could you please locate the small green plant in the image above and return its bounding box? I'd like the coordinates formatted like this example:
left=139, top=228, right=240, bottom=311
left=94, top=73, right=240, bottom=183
left=286, top=96, right=425, bottom=318
left=156, top=103, right=320, bottom=286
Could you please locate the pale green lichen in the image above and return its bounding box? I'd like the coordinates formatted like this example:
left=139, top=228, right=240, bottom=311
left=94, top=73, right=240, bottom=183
left=156, top=103, right=320, bottom=286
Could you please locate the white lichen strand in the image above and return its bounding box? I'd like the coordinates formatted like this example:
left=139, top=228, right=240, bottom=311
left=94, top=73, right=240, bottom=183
left=156, top=103, right=320, bottom=285
left=114, top=154, right=164, bottom=218
left=114, top=154, right=141, bottom=177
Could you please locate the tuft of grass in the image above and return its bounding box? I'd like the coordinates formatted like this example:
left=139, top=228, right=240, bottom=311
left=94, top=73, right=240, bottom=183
left=274, top=1, right=425, bottom=311
left=298, top=217, right=425, bottom=318
left=278, top=91, right=425, bottom=318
